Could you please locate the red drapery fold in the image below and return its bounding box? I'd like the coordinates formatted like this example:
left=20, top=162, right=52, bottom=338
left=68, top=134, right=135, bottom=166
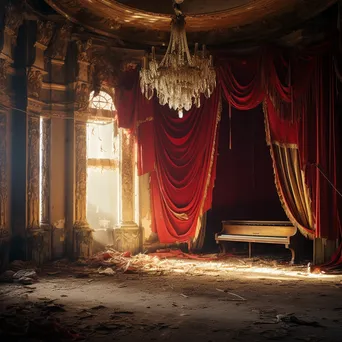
left=115, top=68, right=155, bottom=175
left=216, top=52, right=265, bottom=110
left=150, top=90, right=221, bottom=243
left=115, top=44, right=341, bottom=267
left=264, top=54, right=340, bottom=242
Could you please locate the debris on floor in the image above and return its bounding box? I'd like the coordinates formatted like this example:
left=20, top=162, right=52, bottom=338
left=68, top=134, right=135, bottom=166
left=47, top=248, right=310, bottom=279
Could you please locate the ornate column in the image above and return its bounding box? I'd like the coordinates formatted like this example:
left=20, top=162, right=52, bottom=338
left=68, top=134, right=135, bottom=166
left=0, top=84, right=10, bottom=272
left=26, top=20, right=54, bottom=264
left=114, top=129, right=141, bottom=255
left=40, top=118, right=51, bottom=228
left=0, top=3, right=23, bottom=271
left=73, top=39, right=93, bottom=259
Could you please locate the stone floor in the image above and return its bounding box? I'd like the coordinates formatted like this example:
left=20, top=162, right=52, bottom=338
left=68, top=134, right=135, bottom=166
left=1, top=256, right=342, bottom=341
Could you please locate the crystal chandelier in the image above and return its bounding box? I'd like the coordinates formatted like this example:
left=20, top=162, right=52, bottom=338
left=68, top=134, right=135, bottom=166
left=139, top=1, right=216, bottom=118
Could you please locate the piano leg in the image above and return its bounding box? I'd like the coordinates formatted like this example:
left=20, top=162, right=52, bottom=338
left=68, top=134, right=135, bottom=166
left=219, top=242, right=227, bottom=254
left=248, top=242, right=252, bottom=258
left=285, top=244, right=295, bottom=265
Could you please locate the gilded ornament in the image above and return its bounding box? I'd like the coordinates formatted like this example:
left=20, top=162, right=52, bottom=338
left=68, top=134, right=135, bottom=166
left=75, top=82, right=90, bottom=111
left=36, top=21, right=55, bottom=47
left=27, top=69, right=43, bottom=99
left=75, top=122, right=88, bottom=224
left=76, top=39, right=92, bottom=63
left=49, top=23, right=73, bottom=60
left=27, top=117, right=40, bottom=230
left=0, top=59, right=10, bottom=95
left=40, top=119, right=51, bottom=225
left=4, top=3, right=23, bottom=43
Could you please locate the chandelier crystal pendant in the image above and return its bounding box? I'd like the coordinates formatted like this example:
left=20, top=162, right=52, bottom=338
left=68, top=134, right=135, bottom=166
left=139, top=1, right=216, bottom=118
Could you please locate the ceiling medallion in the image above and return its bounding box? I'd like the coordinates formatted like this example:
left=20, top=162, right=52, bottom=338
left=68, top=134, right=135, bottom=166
left=139, top=0, right=216, bottom=118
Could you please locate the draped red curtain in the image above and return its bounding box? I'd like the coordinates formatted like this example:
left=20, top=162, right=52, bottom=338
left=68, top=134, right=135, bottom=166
left=115, top=44, right=342, bottom=267
left=216, top=47, right=341, bottom=269
left=115, top=68, right=155, bottom=175
left=150, top=90, right=221, bottom=243
left=116, top=69, right=221, bottom=244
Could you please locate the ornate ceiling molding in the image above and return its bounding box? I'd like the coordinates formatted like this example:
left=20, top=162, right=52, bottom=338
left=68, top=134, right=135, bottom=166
left=45, top=0, right=337, bottom=46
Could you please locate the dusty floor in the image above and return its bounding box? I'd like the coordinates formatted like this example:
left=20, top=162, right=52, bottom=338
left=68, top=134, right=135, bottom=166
left=1, top=256, right=342, bottom=342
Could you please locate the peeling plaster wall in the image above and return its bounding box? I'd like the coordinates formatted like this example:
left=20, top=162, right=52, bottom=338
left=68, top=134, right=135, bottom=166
left=50, top=118, right=67, bottom=259
left=139, top=173, right=152, bottom=245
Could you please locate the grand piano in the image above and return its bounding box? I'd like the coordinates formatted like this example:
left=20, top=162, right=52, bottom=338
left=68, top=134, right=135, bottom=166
left=215, top=220, right=297, bottom=264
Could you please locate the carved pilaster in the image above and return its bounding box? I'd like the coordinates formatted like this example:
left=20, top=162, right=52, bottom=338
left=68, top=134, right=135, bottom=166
left=0, top=29, right=14, bottom=269
left=36, top=21, right=55, bottom=49
left=0, top=59, right=11, bottom=106
left=40, top=118, right=51, bottom=226
left=27, top=68, right=43, bottom=100
left=74, top=81, right=90, bottom=113
left=120, top=130, right=135, bottom=223
left=4, top=3, right=23, bottom=48
left=0, top=113, right=8, bottom=233
left=48, top=23, right=73, bottom=61
left=73, top=121, right=92, bottom=258
left=114, top=130, right=140, bottom=254
left=27, top=116, right=40, bottom=231
left=74, top=121, right=87, bottom=225
left=0, top=103, right=10, bottom=272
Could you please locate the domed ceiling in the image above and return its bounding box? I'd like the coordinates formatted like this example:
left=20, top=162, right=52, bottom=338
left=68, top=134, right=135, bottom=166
left=45, top=0, right=337, bottom=46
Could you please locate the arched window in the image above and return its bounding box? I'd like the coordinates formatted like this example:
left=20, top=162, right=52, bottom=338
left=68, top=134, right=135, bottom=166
left=89, top=91, right=116, bottom=111
left=86, top=91, right=119, bottom=231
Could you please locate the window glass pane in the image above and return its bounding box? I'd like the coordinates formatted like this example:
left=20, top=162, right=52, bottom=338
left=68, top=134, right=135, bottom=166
left=86, top=168, right=119, bottom=229
left=87, top=122, right=119, bottom=160
left=89, top=91, right=116, bottom=111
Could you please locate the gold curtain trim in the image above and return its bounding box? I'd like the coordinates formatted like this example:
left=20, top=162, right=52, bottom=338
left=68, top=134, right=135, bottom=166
left=136, top=116, right=153, bottom=128
left=262, top=100, right=299, bottom=149
left=263, top=100, right=315, bottom=240
left=87, top=158, right=119, bottom=169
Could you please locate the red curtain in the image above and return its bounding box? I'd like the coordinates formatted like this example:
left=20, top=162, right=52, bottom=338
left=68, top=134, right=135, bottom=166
left=150, top=90, right=221, bottom=243
left=115, top=68, right=155, bottom=175
left=115, top=44, right=342, bottom=267
left=216, top=51, right=265, bottom=110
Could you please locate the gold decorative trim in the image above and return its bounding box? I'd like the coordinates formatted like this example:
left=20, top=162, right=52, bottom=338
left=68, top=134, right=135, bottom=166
left=136, top=116, right=153, bottom=128
left=75, top=121, right=88, bottom=225
left=41, top=83, right=67, bottom=91
left=262, top=100, right=315, bottom=240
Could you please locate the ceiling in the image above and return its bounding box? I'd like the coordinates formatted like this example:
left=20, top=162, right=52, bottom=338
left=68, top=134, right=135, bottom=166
left=44, top=0, right=338, bottom=47
left=115, top=0, right=252, bottom=15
